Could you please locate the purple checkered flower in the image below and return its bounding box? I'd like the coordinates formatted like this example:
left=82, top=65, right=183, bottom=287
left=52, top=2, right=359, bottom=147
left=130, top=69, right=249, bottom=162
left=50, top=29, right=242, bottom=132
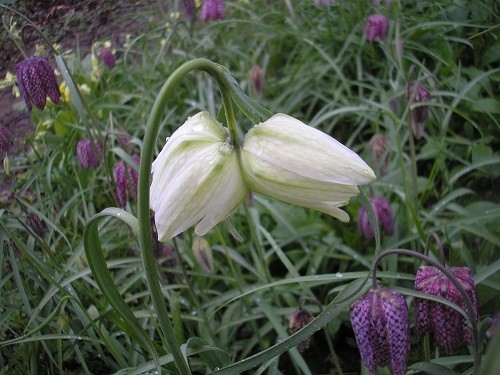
left=414, top=266, right=478, bottom=354
left=358, top=196, right=394, bottom=239
left=200, top=0, right=225, bottom=21
left=15, top=56, right=61, bottom=111
left=76, top=139, right=102, bottom=169
left=350, top=287, right=409, bottom=375
left=113, top=154, right=140, bottom=207
left=364, top=14, right=388, bottom=43
left=289, top=308, right=314, bottom=352
left=406, top=83, right=430, bottom=139
left=99, top=47, right=116, bottom=69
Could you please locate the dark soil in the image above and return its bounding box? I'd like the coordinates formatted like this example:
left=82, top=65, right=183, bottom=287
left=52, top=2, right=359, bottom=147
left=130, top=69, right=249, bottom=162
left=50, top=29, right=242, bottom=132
left=0, top=0, right=154, bottom=155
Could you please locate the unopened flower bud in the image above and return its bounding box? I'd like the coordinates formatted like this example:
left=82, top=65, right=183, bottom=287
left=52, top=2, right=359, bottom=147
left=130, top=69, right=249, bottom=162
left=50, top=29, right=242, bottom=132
left=406, top=83, right=430, bottom=139
left=15, top=56, right=61, bottom=111
left=192, top=236, right=213, bottom=274
left=250, top=65, right=264, bottom=95
left=350, top=287, right=409, bottom=375
left=364, top=14, right=388, bottom=43
left=289, top=308, right=314, bottom=352
left=486, top=311, right=499, bottom=340
left=358, top=196, right=394, bottom=239
left=200, top=0, right=226, bottom=21
left=369, top=134, right=390, bottom=175
left=76, top=139, right=102, bottom=169
left=413, top=266, right=478, bottom=354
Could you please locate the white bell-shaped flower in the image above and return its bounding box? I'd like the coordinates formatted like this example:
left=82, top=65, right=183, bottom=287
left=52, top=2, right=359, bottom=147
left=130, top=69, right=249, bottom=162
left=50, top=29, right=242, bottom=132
left=150, top=112, right=247, bottom=241
left=240, top=113, right=376, bottom=222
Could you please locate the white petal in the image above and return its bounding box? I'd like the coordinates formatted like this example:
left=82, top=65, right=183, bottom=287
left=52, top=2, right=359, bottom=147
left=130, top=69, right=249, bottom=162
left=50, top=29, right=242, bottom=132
left=243, top=113, right=376, bottom=185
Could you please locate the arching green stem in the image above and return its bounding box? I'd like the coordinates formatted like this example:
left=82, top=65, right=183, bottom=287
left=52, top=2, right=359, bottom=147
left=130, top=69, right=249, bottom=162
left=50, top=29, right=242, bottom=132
left=138, top=58, right=248, bottom=374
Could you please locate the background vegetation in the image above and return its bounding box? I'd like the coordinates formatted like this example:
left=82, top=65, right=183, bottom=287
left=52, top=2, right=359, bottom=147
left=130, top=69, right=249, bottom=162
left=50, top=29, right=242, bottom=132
left=1, top=1, right=499, bottom=374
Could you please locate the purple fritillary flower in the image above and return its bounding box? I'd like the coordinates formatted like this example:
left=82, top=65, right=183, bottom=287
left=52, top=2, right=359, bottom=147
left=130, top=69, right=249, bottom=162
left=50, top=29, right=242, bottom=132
left=414, top=266, right=478, bottom=354
left=350, top=287, right=409, bottom=375
left=15, top=56, right=61, bottom=111
left=76, top=139, right=102, bottom=169
left=369, top=134, right=391, bottom=175
left=27, top=212, right=47, bottom=238
left=250, top=65, right=264, bottom=95
left=99, top=47, right=116, bottom=69
left=183, top=0, right=196, bottom=19
left=314, top=0, right=335, bottom=5
left=373, top=0, right=392, bottom=5
left=358, top=196, right=394, bottom=239
left=289, top=308, right=314, bottom=352
left=200, top=0, right=226, bottom=21
left=364, top=14, right=388, bottom=43
left=113, top=155, right=140, bottom=207
left=406, top=83, right=430, bottom=139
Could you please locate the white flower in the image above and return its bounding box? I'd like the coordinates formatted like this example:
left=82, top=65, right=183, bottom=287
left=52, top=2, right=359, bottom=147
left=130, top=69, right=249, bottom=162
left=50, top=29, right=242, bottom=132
left=150, top=112, right=376, bottom=240
left=240, top=113, right=376, bottom=222
left=150, top=112, right=247, bottom=241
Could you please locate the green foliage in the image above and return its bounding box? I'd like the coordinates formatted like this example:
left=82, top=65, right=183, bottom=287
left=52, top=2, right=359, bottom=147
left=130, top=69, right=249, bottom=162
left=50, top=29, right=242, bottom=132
left=1, top=0, right=499, bottom=374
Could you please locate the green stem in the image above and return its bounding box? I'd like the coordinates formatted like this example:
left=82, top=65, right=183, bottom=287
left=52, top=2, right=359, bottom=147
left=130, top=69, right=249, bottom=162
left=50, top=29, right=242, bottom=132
left=137, top=58, right=241, bottom=374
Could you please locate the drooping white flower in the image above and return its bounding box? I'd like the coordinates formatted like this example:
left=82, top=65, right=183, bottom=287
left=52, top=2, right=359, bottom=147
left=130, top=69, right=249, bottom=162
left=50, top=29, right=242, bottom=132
left=150, top=112, right=376, bottom=240
left=240, top=113, right=376, bottom=222
left=150, top=112, right=247, bottom=241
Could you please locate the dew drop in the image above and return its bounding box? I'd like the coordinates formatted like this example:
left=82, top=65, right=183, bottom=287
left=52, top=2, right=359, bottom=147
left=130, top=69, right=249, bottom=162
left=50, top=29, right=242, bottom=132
left=191, top=123, right=204, bottom=132
left=335, top=272, right=343, bottom=278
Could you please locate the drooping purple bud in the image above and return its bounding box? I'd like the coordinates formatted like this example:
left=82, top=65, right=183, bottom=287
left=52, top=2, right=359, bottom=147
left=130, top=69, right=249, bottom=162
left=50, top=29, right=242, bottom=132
left=192, top=236, right=213, bottom=274
left=250, top=65, right=264, bottom=95
left=289, top=308, right=314, bottom=352
left=183, top=0, right=196, bottom=19
left=358, top=196, right=394, bottom=239
left=15, top=56, right=61, bottom=111
left=200, top=0, right=226, bottom=21
left=350, top=287, right=409, bottom=375
left=113, top=154, right=140, bottom=207
left=369, top=134, right=391, bottom=175
left=99, top=47, right=116, bottom=69
left=364, top=14, right=388, bottom=43
left=406, top=83, right=430, bottom=139
left=373, top=0, right=392, bottom=5
left=27, top=212, right=47, bottom=237
left=413, top=266, right=478, bottom=354
left=76, top=139, right=102, bottom=169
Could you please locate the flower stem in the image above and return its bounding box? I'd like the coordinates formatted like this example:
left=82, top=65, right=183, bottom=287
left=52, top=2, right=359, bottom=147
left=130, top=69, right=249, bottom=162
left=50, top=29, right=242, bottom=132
left=138, top=58, right=245, bottom=374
